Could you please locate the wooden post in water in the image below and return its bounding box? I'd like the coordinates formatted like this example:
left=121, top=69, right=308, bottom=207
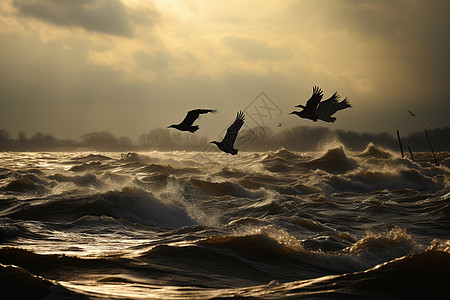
left=407, top=146, right=415, bottom=162
left=424, top=129, right=439, bottom=167
left=396, top=129, right=404, bottom=158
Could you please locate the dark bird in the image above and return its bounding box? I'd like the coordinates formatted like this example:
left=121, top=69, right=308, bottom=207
left=408, top=110, right=416, bottom=117
left=290, top=86, right=323, bottom=121
left=211, top=111, right=245, bottom=155
left=168, top=109, right=216, bottom=133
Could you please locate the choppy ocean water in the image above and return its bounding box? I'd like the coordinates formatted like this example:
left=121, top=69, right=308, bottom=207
left=1, top=144, right=449, bottom=299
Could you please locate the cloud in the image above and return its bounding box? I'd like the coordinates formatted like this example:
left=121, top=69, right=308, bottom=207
left=223, top=36, right=291, bottom=61
left=12, top=0, right=134, bottom=37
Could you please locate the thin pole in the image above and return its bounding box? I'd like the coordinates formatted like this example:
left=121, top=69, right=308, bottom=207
left=424, top=129, right=439, bottom=167
left=396, top=129, right=404, bottom=158
left=407, top=146, right=415, bottom=162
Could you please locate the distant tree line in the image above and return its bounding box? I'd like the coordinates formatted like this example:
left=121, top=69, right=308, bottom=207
left=239, top=126, right=450, bottom=152
left=0, top=129, right=209, bottom=151
left=0, top=126, right=448, bottom=152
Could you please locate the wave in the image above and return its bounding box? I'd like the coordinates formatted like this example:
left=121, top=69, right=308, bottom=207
left=0, top=263, right=86, bottom=300
left=344, top=227, right=423, bottom=263
left=2, top=227, right=449, bottom=298
left=358, top=142, right=394, bottom=159
left=69, top=161, right=108, bottom=172
left=261, top=148, right=305, bottom=173
left=0, top=247, right=111, bottom=299
left=71, top=153, right=113, bottom=162
left=206, top=248, right=450, bottom=299
left=188, top=178, right=268, bottom=199
left=291, top=249, right=450, bottom=299
left=301, top=147, right=358, bottom=174
left=138, top=226, right=444, bottom=284
left=3, top=187, right=195, bottom=228
left=139, top=227, right=315, bottom=284
left=139, top=163, right=201, bottom=175
left=326, top=167, right=441, bottom=192
left=0, top=218, right=47, bottom=240
left=48, top=173, right=104, bottom=188
left=263, top=147, right=360, bottom=175
left=0, top=177, right=50, bottom=195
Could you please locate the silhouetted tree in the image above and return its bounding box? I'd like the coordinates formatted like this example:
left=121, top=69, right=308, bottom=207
left=137, top=128, right=207, bottom=150
left=0, top=129, right=11, bottom=150
left=18, top=131, right=27, bottom=142
left=27, top=132, right=57, bottom=150
left=80, top=131, right=119, bottom=148
left=0, top=129, right=10, bottom=141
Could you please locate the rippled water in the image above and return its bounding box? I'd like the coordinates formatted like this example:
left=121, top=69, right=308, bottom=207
left=1, top=144, right=450, bottom=299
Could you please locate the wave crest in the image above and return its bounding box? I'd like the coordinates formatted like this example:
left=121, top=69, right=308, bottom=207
left=303, top=147, right=358, bottom=174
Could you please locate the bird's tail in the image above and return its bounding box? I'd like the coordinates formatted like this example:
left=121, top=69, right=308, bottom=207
left=338, top=97, right=351, bottom=109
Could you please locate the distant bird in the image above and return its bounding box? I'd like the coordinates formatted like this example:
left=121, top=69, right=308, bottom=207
left=290, top=86, right=323, bottom=121
left=168, top=109, right=216, bottom=133
left=276, top=122, right=282, bottom=127
left=211, top=111, right=245, bottom=155
left=408, top=110, right=416, bottom=117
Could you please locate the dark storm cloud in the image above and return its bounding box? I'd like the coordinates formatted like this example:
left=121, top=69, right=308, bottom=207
left=12, top=0, right=134, bottom=37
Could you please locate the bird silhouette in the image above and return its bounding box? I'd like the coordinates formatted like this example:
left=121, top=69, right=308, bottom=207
left=290, top=86, right=323, bottom=121
left=211, top=111, right=245, bottom=155
left=291, top=86, right=351, bottom=123
left=168, top=109, right=216, bottom=133
left=408, top=110, right=416, bottom=117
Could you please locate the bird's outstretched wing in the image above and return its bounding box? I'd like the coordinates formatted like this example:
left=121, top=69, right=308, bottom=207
left=296, top=86, right=323, bottom=114
left=221, top=111, right=245, bottom=148
left=179, top=109, right=216, bottom=126
left=317, top=91, right=340, bottom=117
left=320, top=97, right=352, bottom=120
left=328, top=97, right=351, bottom=115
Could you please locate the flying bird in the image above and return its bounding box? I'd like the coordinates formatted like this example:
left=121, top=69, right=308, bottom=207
left=276, top=122, right=282, bottom=127
left=291, top=86, right=351, bottom=123
left=168, top=109, right=216, bottom=133
left=210, top=111, right=245, bottom=155
left=290, top=86, right=323, bottom=121
left=408, top=110, right=416, bottom=117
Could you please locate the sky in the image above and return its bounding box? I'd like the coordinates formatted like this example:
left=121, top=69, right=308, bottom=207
left=0, top=0, right=449, bottom=141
